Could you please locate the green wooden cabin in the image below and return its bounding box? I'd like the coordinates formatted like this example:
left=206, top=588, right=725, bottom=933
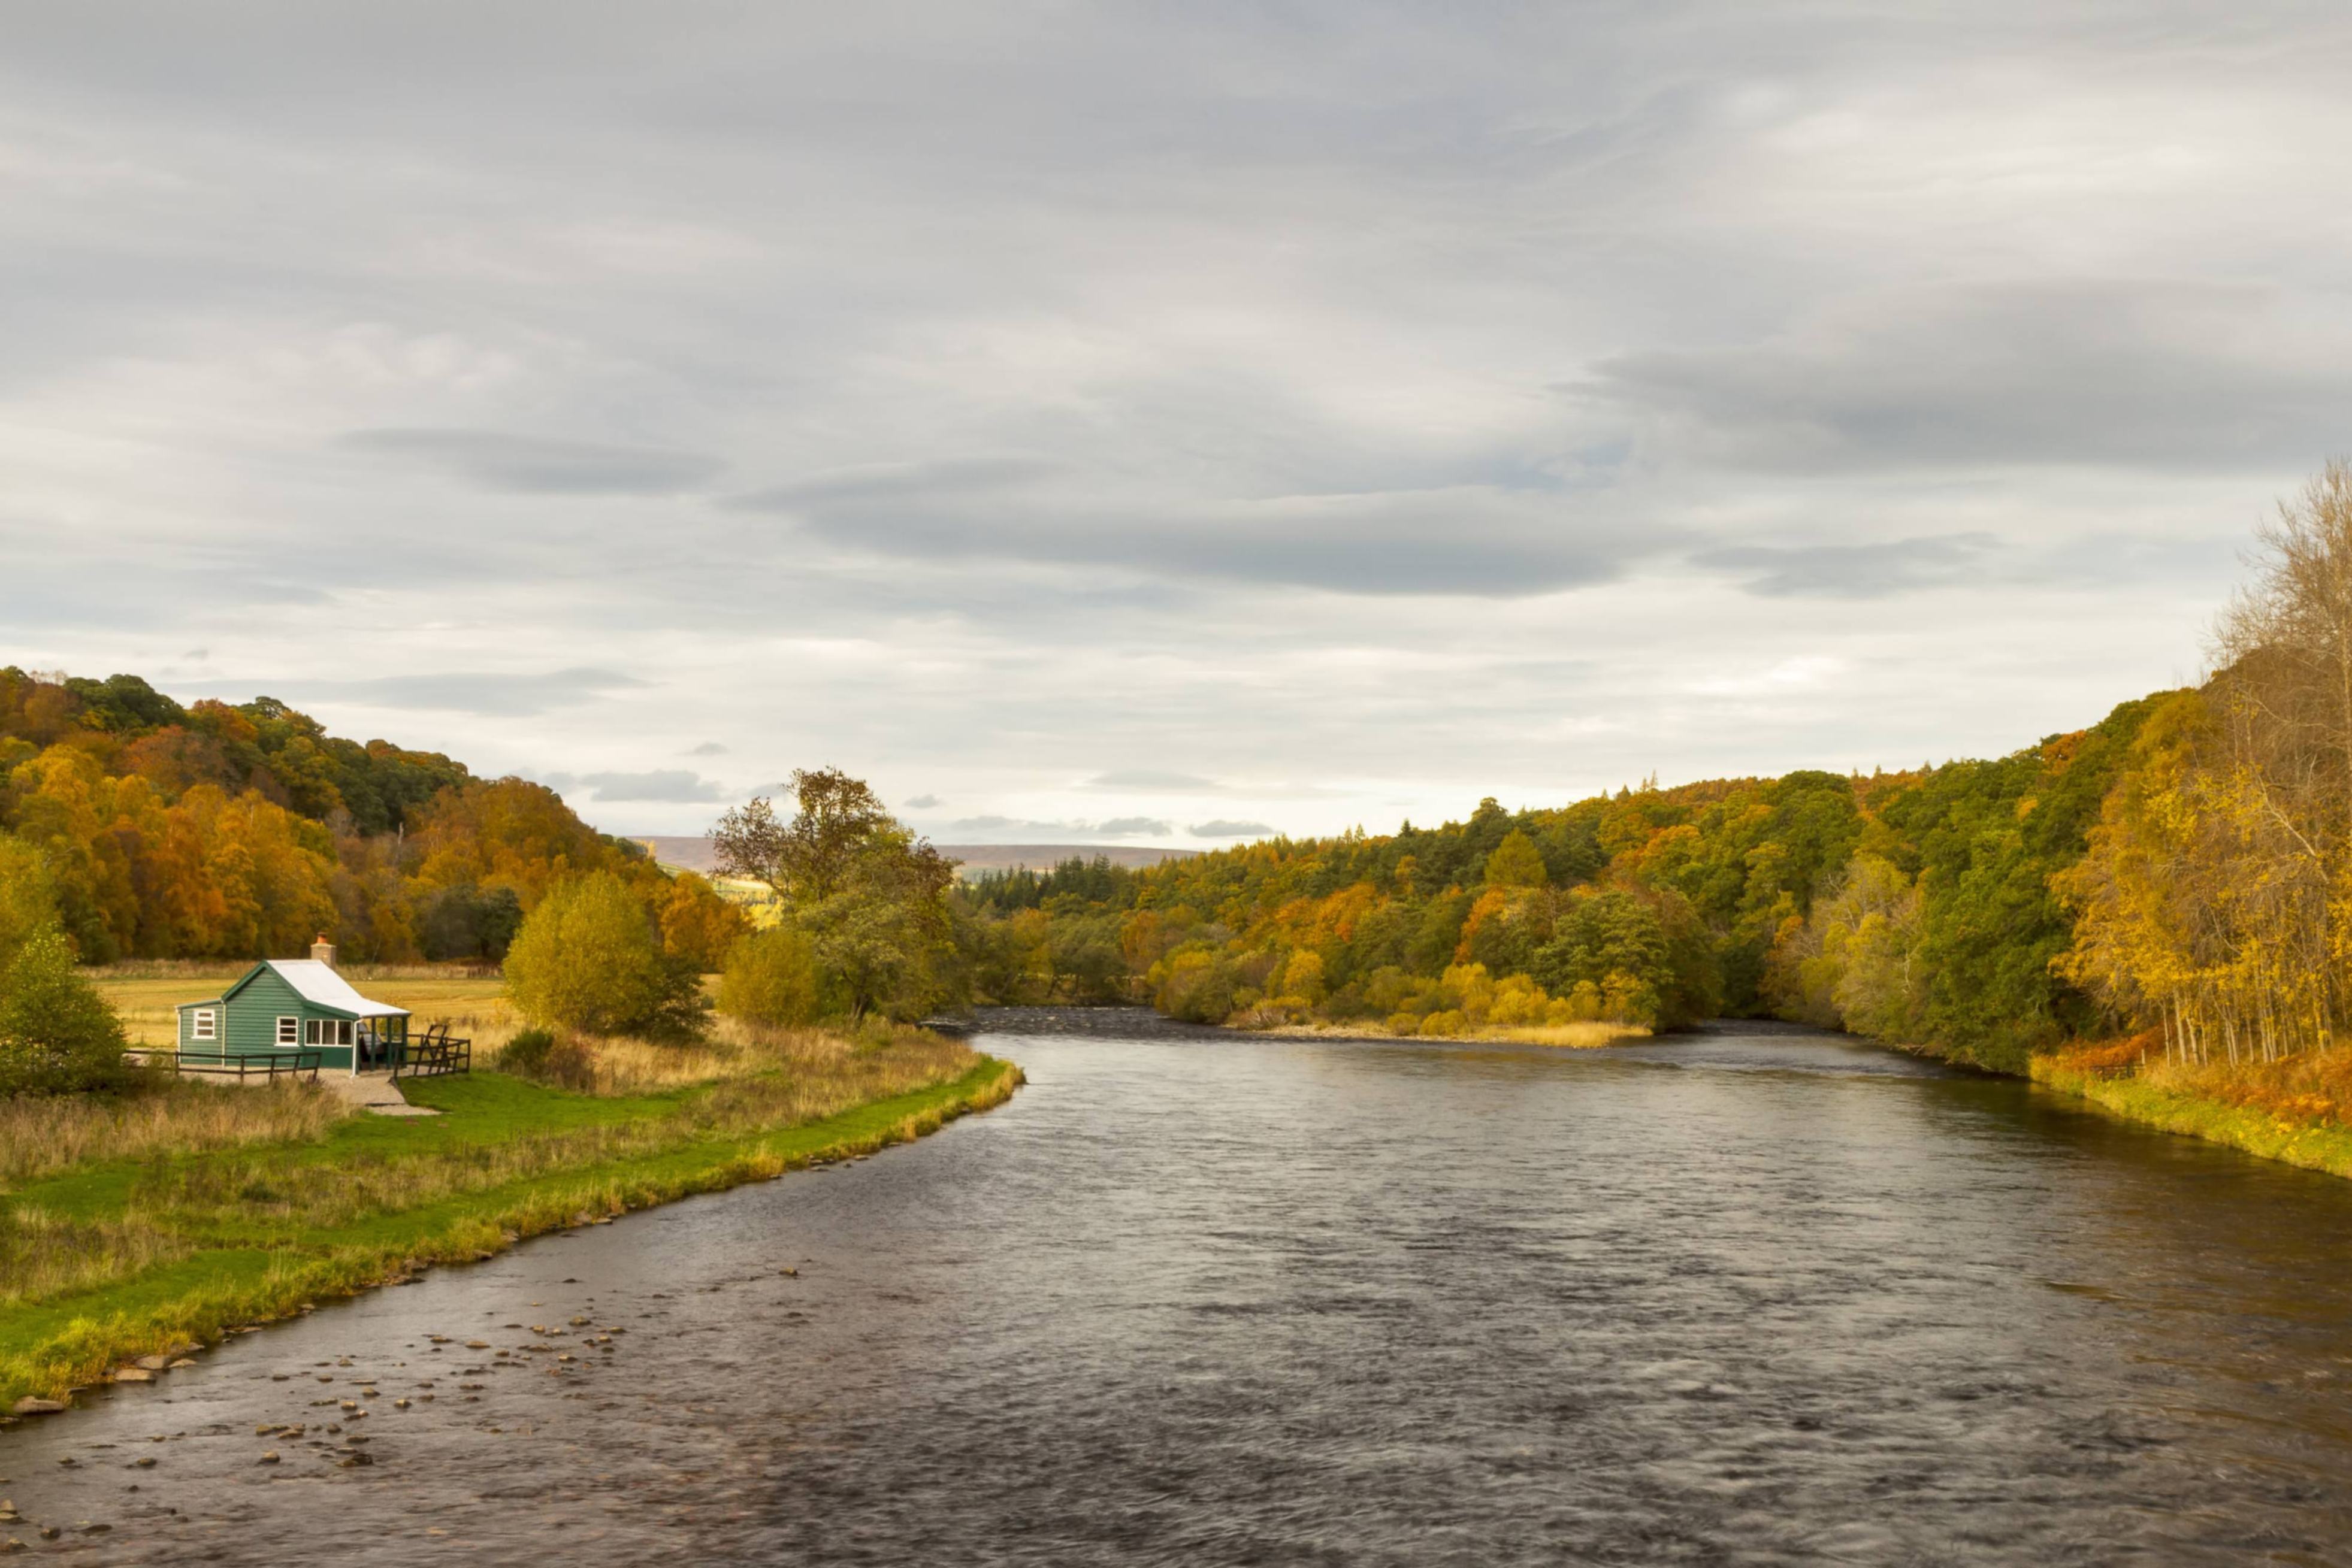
left=175, top=939, right=410, bottom=1074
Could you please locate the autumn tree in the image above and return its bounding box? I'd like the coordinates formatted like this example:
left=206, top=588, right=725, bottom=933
left=717, top=925, right=825, bottom=1026
left=711, top=771, right=960, bottom=1019
left=503, top=871, right=704, bottom=1040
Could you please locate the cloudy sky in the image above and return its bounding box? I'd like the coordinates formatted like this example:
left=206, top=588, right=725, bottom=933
left=5, top=2, right=2346, bottom=842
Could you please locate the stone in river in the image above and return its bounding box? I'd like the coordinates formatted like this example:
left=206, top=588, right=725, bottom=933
left=8, top=1400, right=64, bottom=1417
left=134, top=1355, right=173, bottom=1372
left=113, top=1369, right=154, bottom=1384
left=257, top=1452, right=280, bottom=1464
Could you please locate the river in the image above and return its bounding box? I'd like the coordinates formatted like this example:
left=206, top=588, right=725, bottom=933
left=8, top=1012, right=2352, bottom=1564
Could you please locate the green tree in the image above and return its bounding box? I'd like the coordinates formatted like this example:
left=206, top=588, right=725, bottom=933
left=711, top=772, right=960, bottom=1020
left=0, top=923, right=128, bottom=1094
left=503, top=871, right=703, bottom=1040
left=1483, top=830, right=1549, bottom=889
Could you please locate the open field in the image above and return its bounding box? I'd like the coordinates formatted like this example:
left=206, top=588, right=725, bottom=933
left=0, top=1025, right=1021, bottom=1409
left=92, top=970, right=521, bottom=1050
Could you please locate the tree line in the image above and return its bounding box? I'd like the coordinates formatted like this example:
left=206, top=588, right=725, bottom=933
left=952, top=465, right=2352, bottom=1080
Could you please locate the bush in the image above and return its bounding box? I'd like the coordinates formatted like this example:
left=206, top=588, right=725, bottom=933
left=717, top=926, right=826, bottom=1026
left=494, top=1026, right=597, bottom=1091
left=503, top=871, right=705, bottom=1040
left=0, top=924, right=129, bottom=1095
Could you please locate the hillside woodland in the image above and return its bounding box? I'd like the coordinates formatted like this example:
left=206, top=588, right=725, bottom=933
left=0, top=673, right=743, bottom=971
left=960, top=465, right=2352, bottom=1094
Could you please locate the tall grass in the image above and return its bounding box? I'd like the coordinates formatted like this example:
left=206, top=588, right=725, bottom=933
left=0, top=1076, right=349, bottom=1186
left=0, top=1206, right=190, bottom=1308
left=488, top=1015, right=964, bottom=1096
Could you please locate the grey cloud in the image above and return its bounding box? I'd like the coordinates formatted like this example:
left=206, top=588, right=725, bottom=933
left=1588, top=280, right=2352, bottom=474
left=252, top=667, right=646, bottom=716
left=947, top=815, right=1173, bottom=840
left=1190, top=819, right=1275, bottom=839
left=902, top=793, right=942, bottom=809
left=1697, top=533, right=1998, bottom=599
left=1085, top=769, right=1220, bottom=792
left=737, top=457, right=1063, bottom=510
left=738, top=463, right=1667, bottom=597
left=547, top=769, right=727, bottom=803
left=687, top=741, right=728, bottom=755
left=344, top=429, right=724, bottom=495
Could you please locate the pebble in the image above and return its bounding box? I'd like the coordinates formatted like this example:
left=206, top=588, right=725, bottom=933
left=257, top=1452, right=279, bottom=1465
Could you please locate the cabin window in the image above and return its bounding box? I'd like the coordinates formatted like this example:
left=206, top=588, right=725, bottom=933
left=277, top=1016, right=299, bottom=1046
left=304, top=1019, right=354, bottom=1047
left=191, top=1009, right=216, bottom=1042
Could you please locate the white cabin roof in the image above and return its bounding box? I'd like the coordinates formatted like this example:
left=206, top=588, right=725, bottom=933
left=253, top=959, right=409, bottom=1019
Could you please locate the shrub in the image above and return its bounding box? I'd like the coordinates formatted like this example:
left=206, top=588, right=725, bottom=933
left=493, top=1025, right=598, bottom=1091
left=0, top=924, right=129, bottom=1095
left=717, top=926, right=826, bottom=1026
left=503, top=871, right=705, bottom=1040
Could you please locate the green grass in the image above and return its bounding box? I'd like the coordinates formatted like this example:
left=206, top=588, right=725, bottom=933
left=0, top=1051, right=1022, bottom=1409
left=2031, top=1056, right=2352, bottom=1179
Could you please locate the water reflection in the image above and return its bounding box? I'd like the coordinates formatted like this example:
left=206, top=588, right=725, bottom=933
left=6, top=1012, right=2352, bottom=1564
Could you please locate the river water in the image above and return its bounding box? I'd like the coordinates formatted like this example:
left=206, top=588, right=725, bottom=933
left=9, top=1012, right=2352, bottom=1564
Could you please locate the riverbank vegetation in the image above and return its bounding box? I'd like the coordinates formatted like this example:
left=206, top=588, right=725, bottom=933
left=0, top=1022, right=1017, bottom=1410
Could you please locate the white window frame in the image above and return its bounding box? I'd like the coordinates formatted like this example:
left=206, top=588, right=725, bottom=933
left=191, top=1009, right=216, bottom=1042
left=277, top=1016, right=299, bottom=1046
left=304, top=1018, right=353, bottom=1048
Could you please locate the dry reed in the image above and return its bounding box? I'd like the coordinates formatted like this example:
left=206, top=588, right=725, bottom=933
left=0, top=1077, right=349, bottom=1187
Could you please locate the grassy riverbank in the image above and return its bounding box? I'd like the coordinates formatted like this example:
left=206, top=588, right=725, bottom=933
left=2030, top=1041, right=2352, bottom=1179
left=0, top=1028, right=1021, bottom=1413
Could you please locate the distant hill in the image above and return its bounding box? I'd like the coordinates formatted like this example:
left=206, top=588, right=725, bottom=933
left=633, top=836, right=1200, bottom=877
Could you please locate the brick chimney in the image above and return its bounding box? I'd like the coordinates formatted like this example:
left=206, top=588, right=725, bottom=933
left=310, top=934, right=336, bottom=967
